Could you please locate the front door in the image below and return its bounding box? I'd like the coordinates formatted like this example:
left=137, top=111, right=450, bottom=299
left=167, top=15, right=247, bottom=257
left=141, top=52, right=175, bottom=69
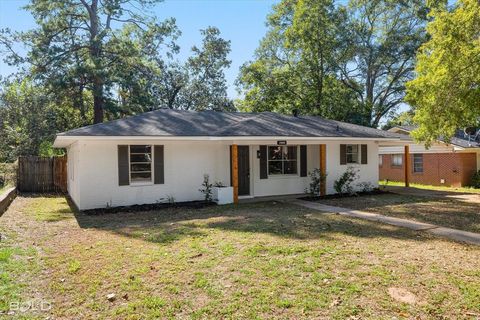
left=237, top=146, right=250, bottom=196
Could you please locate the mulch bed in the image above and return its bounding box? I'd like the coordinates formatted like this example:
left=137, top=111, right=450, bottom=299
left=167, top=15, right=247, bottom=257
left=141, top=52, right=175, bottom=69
left=299, top=189, right=390, bottom=202
left=82, top=200, right=216, bottom=215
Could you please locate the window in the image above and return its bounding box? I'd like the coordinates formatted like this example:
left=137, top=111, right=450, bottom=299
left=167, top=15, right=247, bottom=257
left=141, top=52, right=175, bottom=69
left=268, top=146, right=298, bottom=175
left=413, top=154, right=423, bottom=173
left=346, top=144, right=359, bottom=164
left=379, top=155, right=383, bottom=166
left=129, top=145, right=152, bottom=183
left=392, top=154, right=403, bottom=166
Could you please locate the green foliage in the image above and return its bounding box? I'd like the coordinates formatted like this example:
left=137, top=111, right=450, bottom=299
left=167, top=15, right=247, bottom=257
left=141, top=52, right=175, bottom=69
left=406, top=0, right=480, bottom=146
left=306, top=168, right=327, bottom=196
left=199, top=174, right=213, bottom=202
left=237, top=0, right=360, bottom=122
left=0, top=78, right=83, bottom=162
left=381, top=111, right=415, bottom=130
left=237, top=0, right=428, bottom=126
left=0, top=4, right=233, bottom=160
left=0, top=163, right=17, bottom=187
left=333, top=167, right=359, bottom=195
left=471, top=171, right=480, bottom=188
left=38, top=141, right=65, bottom=157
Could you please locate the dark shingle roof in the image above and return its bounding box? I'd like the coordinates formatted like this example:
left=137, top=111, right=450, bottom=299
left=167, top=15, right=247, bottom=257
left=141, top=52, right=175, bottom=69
left=58, top=109, right=406, bottom=139
left=390, top=125, right=480, bottom=148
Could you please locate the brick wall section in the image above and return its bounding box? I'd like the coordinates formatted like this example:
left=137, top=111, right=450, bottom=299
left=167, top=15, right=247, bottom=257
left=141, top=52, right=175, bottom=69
left=379, top=153, right=478, bottom=187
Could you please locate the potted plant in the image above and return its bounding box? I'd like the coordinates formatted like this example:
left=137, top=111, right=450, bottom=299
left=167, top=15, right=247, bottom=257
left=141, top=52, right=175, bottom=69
left=212, top=181, right=233, bottom=205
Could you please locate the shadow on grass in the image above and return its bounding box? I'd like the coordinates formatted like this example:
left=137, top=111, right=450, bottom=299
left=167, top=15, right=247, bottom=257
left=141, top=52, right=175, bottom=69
left=69, top=199, right=440, bottom=245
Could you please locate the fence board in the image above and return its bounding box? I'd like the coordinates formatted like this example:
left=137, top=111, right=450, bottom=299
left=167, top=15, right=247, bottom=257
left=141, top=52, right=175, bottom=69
left=17, top=156, right=67, bottom=193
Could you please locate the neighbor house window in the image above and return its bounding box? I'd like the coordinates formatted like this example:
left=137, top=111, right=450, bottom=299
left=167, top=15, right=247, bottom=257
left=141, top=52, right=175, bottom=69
left=379, top=155, right=383, bottom=166
left=268, top=146, right=298, bottom=175
left=413, top=154, right=423, bottom=173
left=392, top=154, right=403, bottom=166
left=129, top=145, right=152, bottom=183
left=346, top=144, right=359, bottom=164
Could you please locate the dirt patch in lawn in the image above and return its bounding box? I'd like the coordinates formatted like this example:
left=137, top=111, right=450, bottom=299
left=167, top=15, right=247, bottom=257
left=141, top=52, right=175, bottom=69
left=317, top=193, right=480, bottom=234
left=1, top=195, right=480, bottom=319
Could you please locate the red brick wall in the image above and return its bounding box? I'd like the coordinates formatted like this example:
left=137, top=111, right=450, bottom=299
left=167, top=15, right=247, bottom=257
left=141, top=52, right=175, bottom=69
left=379, top=153, right=478, bottom=187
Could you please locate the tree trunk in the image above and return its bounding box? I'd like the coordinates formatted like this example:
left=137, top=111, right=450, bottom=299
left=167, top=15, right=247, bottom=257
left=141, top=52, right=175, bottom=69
left=86, top=0, right=104, bottom=123
left=93, top=78, right=104, bottom=123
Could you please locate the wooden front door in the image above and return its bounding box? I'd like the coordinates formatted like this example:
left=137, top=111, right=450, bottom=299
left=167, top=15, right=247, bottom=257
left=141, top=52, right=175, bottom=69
left=237, top=146, right=250, bottom=196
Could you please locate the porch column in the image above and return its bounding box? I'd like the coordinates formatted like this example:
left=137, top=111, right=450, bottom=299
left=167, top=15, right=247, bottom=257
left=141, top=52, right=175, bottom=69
left=404, top=145, right=410, bottom=187
left=231, top=144, right=239, bottom=204
left=320, top=144, right=326, bottom=196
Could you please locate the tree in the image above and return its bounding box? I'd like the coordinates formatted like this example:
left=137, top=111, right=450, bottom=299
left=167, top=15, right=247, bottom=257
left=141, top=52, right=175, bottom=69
left=237, top=0, right=429, bottom=126
left=129, top=26, right=233, bottom=111
left=0, top=77, right=83, bottom=162
left=237, top=0, right=359, bottom=121
left=336, top=0, right=428, bottom=127
left=406, top=0, right=480, bottom=146
left=1, top=0, right=179, bottom=124
left=183, top=27, right=233, bottom=111
left=381, top=110, right=415, bottom=130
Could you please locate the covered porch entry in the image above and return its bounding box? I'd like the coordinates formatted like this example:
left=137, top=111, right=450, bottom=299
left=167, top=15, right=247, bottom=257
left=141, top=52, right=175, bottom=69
left=229, top=143, right=327, bottom=204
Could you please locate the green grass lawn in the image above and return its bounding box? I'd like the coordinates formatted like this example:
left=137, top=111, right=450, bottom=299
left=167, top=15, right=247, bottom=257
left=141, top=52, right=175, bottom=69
left=380, top=180, right=480, bottom=194
left=1, top=196, right=479, bottom=319
left=320, top=193, right=480, bottom=234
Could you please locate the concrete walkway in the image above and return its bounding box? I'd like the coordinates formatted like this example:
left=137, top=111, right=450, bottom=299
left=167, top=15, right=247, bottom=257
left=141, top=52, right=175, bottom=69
left=290, top=199, right=480, bottom=246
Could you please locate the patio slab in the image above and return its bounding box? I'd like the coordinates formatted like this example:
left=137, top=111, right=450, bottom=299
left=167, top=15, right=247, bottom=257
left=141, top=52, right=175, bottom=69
left=290, top=199, right=480, bottom=245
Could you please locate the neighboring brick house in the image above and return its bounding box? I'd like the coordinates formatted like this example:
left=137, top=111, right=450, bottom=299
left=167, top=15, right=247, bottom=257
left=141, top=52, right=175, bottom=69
left=379, top=126, right=480, bottom=187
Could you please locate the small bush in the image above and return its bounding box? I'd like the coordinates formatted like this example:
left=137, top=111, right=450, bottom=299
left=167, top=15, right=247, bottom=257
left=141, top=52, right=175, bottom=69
left=334, top=167, right=359, bottom=195
left=214, top=181, right=226, bottom=187
left=471, top=171, right=480, bottom=188
left=357, top=181, right=374, bottom=193
left=305, top=168, right=327, bottom=196
left=199, top=174, right=213, bottom=202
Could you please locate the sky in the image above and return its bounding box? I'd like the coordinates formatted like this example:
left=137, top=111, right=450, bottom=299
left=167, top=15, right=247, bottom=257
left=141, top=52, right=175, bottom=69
left=0, top=0, right=277, bottom=98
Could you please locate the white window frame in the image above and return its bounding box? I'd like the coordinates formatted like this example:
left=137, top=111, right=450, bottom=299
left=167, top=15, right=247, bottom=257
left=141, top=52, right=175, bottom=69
left=346, top=144, right=359, bottom=164
left=267, top=145, right=299, bottom=176
left=379, top=154, right=383, bottom=167
left=392, top=154, right=403, bottom=167
left=129, top=145, right=154, bottom=185
left=413, top=154, right=423, bottom=173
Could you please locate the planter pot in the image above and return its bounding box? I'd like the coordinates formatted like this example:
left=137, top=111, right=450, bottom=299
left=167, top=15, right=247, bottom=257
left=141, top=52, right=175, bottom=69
left=213, top=186, right=233, bottom=205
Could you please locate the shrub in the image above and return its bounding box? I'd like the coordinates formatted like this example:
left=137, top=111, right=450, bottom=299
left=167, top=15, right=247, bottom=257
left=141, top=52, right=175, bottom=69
left=471, top=170, right=480, bottom=188
left=357, top=181, right=374, bottom=193
left=334, top=167, right=359, bottom=195
left=305, top=168, right=327, bottom=196
left=199, top=174, right=213, bottom=202
left=214, top=181, right=226, bottom=187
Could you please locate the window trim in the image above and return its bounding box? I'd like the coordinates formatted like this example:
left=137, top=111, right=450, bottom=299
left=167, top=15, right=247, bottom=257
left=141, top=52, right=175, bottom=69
left=345, top=144, right=360, bottom=164
left=391, top=154, right=403, bottom=167
left=413, top=153, right=424, bottom=173
left=378, top=154, right=383, bottom=167
left=129, top=145, right=154, bottom=186
left=267, top=145, right=299, bottom=176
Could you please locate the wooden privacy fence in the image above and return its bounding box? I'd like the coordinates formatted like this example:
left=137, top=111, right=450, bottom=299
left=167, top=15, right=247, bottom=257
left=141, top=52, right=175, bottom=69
left=17, top=156, right=67, bottom=193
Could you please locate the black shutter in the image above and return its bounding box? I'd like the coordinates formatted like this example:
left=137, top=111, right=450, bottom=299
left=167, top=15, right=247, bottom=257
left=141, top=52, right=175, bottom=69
left=340, top=144, right=347, bottom=165
left=154, top=145, right=164, bottom=184
left=300, top=145, right=307, bottom=177
left=259, top=145, right=268, bottom=179
left=118, top=145, right=129, bottom=186
left=361, top=144, right=368, bottom=164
